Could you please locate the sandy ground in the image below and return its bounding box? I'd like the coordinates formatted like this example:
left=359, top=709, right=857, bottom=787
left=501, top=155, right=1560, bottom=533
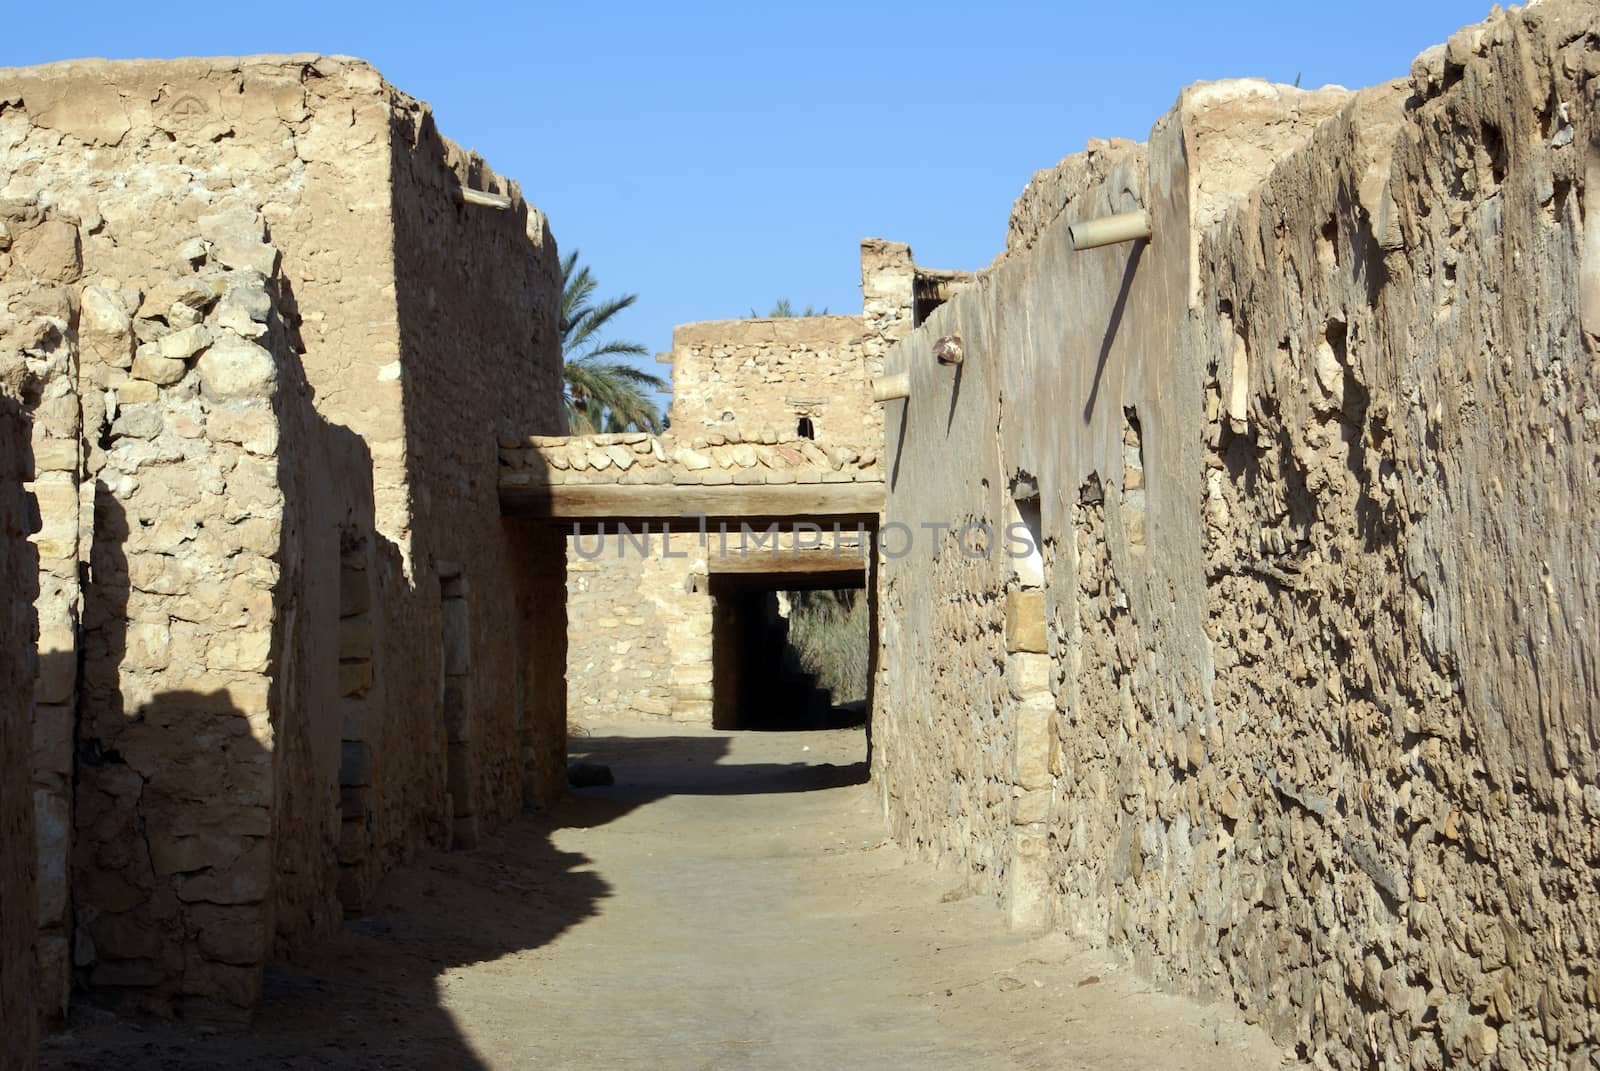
left=43, top=718, right=1291, bottom=1070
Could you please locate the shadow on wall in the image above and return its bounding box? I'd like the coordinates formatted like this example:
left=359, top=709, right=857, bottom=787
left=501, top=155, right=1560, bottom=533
left=2, top=388, right=40, bottom=1071
left=73, top=490, right=281, bottom=1020
left=51, top=483, right=595, bottom=1069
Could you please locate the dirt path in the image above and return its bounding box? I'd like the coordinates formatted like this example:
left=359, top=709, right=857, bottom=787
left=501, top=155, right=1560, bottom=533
left=44, top=719, right=1290, bottom=1070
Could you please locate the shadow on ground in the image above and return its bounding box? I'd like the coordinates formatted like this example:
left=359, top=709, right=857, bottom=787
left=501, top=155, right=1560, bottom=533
left=44, top=730, right=861, bottom=1070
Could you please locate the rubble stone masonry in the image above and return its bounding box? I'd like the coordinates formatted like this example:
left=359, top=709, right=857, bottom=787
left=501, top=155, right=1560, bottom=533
left=0, top=54, right=567, bottom=1023
left=874, top=4, right=1600, bottom=1068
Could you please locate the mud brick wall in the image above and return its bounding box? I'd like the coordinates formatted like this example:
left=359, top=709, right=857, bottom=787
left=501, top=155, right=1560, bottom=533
left=875, top=4, right=1600, bottom=1068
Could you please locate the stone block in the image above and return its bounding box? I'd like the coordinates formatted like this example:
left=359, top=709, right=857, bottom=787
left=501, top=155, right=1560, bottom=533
left=13, top=218, right=81, bottom=281
left=443, top=679, right=471, bottom=742
left=447, top=745, right=473, bottom=803
left=1014, top=701, right=1053, bottom=791
left=33, top=788, right=70, bottom=922
left=339, top=565, right=371, bottom=617
left=31, top=437, right=78, bottom=473
left=177, top=839, right=270, bottom=904
left=206, top=405, right=278, bottom=455
left=441, top=596, right=470, bottom=675
left=88, top=912, right=162, bottom=959
left=149, top=829, right=249, bottom=878
left=32, top=704, right=74, bottom=777
left=1007, top=651, right=1051, bottom=703
left=116, top=379, right=159, bottom=405
left=91, top=959, right=164, bottom=988
left=197, top=335, right=277, bottom=398
left=1004, top=589, right=1047, bottom=653
left=339, top=741, right=372, bottom=787
left=34, top=629, right=77, bottom=704
left=190, top=903, right=267, bottom=966
left=338, top=614, right=373, bottom=661
left=158, top=323, right=212, bottom=361
left=1013, top=787, right=1051, bottom=825
left=211, top=239, right=279, bottom=276
left=633, top=695, right=672, bottom=717
left=674, top=446, right=712, bottom=471
left=179, top=952, right=262, bottom=1009
left=130, top=343, right=187, bottom=386
left=339, top=660, right=373, bottom=698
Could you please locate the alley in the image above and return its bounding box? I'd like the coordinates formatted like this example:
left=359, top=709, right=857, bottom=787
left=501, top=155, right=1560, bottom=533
left=44, top=719, right=1287, bottom=1070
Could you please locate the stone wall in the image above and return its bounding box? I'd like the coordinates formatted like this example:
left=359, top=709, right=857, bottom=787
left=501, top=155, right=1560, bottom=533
left=874, top=4, right=1600, bottom=1068
left=0, top=361, right=39, bottom=1070
left=668, top=315, right=887, bottom=452
left=0, top=194, right=86, bottom=1021
left=567, top=532, right=710, bottom=723
left=0, top=54, right=567, bottom=1021
left=373, top=71, right=567, bottom=863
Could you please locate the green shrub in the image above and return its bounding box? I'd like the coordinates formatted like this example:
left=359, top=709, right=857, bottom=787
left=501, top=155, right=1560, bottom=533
left=785, top=589, right=869, bottom=703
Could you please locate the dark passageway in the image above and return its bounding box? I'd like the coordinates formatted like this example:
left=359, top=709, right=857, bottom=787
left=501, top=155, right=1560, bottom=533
left=708, top=572, right=870, bottom=732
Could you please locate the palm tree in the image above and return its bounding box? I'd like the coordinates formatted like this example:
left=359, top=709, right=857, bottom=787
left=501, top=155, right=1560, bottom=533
left=750, top=298, right=828, bottom=318
left=561, top=249, right=668, bottom=433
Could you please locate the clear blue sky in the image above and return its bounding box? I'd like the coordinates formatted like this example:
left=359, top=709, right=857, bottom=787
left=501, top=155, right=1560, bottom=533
left=17, top=1, right=1489, bottom=397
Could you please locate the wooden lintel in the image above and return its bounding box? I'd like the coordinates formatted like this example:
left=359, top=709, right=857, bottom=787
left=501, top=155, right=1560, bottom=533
left=707, top=548, right=868, bottom=575
left=499, top=480, right=884, bottom=523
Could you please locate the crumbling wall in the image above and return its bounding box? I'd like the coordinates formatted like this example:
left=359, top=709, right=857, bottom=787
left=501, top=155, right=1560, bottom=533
left=1180, top=10, right=1600, bottom=1064
left=0, top=354, right=39, bottom=1071
left=1004, top=138, right=1147, bottom=258
left=668, top=315, right=885, bottom=452
left=877, top=4, right=1600, bottom=1068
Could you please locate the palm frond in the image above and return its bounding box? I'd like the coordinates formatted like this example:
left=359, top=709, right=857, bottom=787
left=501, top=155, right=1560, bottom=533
left=559, top=251, right=664, bottom=433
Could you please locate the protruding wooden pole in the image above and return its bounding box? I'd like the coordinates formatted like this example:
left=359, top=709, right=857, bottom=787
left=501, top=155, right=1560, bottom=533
left=460, top=187, right=512, bottom=210
left=872, top=372, right=911, bottom=401
left=1068, top=209, right=1151, bottom=250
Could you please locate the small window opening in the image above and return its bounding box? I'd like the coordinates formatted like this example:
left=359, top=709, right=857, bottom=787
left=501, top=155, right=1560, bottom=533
left=796, top=416, right=815, bottom=440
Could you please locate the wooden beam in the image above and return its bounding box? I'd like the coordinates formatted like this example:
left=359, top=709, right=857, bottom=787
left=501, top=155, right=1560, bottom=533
left=707, top=548, right=868, bottom=575
left=708, top=568, right=868, bottom=593
left=459, top=187, right=512, bottom=210
left=499, top=480, right=884, bottom=522
left=872, top=373, right=910, bottom=401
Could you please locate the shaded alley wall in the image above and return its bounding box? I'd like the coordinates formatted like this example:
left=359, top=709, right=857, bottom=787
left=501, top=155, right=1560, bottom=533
left=875, top=4, right=1600, bottom=1069
left=0, top=373, right=39, bottom=1071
